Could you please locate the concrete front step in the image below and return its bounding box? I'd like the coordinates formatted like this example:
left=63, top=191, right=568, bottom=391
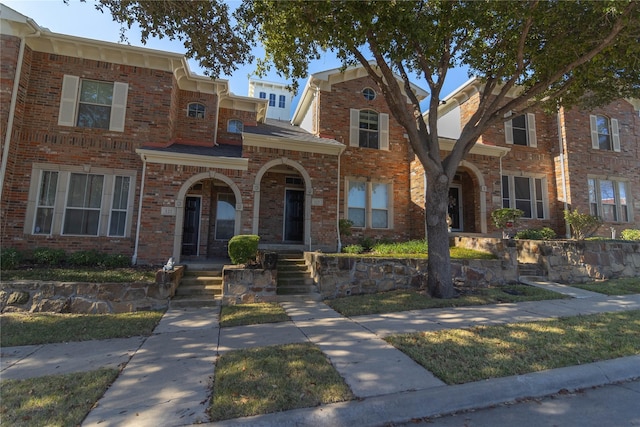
left=169, top=296, right=220, bottom=308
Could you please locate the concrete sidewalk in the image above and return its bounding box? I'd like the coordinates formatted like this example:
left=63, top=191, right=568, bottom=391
left=1, top=281, right=639, bottom=427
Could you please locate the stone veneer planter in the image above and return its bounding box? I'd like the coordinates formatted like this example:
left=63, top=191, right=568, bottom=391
left=0, top=266, right=184, bottom=314
left=221, top=265, right=277, bottom=305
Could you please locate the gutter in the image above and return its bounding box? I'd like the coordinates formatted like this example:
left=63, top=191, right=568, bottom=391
left=132, top=155, right=148, bottom=265
left=557, top=107, right=570, bottom=238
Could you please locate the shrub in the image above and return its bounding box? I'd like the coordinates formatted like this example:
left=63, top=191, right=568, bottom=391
left=32, top=247, right=66, bottom=266
left=68, top=250, right=103, bottom=267
left=491, top=208, right=523, bottom=238
left=342, top=244, right=364, bottom=254
left=515, top=227, right=557, bottom=240
left=102, top=254, right=131, bottom=268
left=338, top=219, right=353, bottom=237
left=228, top=235, right=260, bottom=264
left=359, top=236, right=376, bottom=252
left=372, top=239, right=428, bottom=255
left=1, top=248, right=22, bottom=270
left=564, top=209, right=602, bottom=240
left=621, top=229, right=640, bottom=241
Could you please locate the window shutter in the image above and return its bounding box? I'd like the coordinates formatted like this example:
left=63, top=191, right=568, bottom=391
left=379, top=113, right=389, bottom=150
left=504, top=119, right=513, bottom=145
left=349, top=109, right=359, bottom=147
left=611, top=118, right=620, bottom=152
left=58, top=75, right=79, bottom=127
left=109, top=82, right=128, bottom=132
left=527, top=113, right=537, bottom=147
left=590, top=115, right=599, bottom=149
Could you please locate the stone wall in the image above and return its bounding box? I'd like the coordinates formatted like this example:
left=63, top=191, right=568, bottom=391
left=304, top=252, right=518, bottom=299
left=221, top=266, right=277, bottom=305
left=0, top=266, right=183, bottom=314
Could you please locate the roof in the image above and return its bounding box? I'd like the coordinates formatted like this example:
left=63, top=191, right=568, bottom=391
left=243, top=119, right=345, bottom=155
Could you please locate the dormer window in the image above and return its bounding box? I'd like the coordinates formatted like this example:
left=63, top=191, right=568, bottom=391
left=363, top=87, right=376, bottom=101
left=228, top=119, right=243, bottom=134
left=188, top=103, right=205, bottom=118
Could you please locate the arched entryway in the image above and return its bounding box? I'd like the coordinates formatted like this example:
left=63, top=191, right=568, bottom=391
left=172, top=171, right=243, bottom=262
left=252, top=158, right=312, bottom=248
left=450, top=160, right=488, bottom=234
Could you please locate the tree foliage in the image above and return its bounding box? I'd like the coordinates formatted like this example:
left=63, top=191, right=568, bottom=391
left=92, top=0, right=640, bottom=298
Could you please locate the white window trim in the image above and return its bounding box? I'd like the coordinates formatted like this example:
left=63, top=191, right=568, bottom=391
left=25, top=163, right=136, bottom=237
left=590, top=114, right=620, bottom=152
left=344, top=177, right=393, bottom=229
left=501, top=172, right=548, bottom=220
left=349, top=108, right=389, bottom=150
left=227, top=119, right=243, bottom=134
left=187, top=102, right=206, bottom=118
left=504, top=112, right=537, bottom=147
left=588, top=176, right=632, bottom=223
left=58, top=75, right=129, bottom=132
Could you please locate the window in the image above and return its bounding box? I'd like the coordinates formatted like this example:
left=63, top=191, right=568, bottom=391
left=363, top=87, right=376, bottom=101
left=215, top=193, right=235, bottom=240
left=259, top=92, right=266, bottom=99
left=504, top=113, right=537, bottom=147
left=588, top=178, right=629, bottom=222
left=34, top=171, right=58, bottom=234
left=278, top=95, right=286, bottom=109
left=349, top=109, right=389, bottom=150
left=187, top=103, right=205, bottom=118
left=590, top=115, right=620, bottom=151
left=269, top=93, right=276, bottom=107
left=26, top=165, right=135, bottom=237
left=109, top=176, right=130, bottom=236
left=347, top=180, right=391, bottom=229
left=58, top=75, right=128, bottom=132
left=227, top=119, right=243, bottom=134
left=501, top=175, right=546, bottom=219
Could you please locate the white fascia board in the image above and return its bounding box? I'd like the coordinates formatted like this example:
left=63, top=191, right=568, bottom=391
left=439, top=138, right=511, bottom=157
left=135, top=148, right=248, bottom=170
left=243, top=134, right=345, bottom=156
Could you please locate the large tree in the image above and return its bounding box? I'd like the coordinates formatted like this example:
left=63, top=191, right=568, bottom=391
left=97, top=0, right=640, bottom=298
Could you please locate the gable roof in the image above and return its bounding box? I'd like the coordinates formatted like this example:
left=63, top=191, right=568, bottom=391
left=292, top=63, right=429, bottom=125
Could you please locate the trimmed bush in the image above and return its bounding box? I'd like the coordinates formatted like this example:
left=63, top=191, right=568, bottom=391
left=564, top=209, right=602, bottom=240
left=343, top=244, right=364, bottom=254
left=68, top=250, right=103, bottom=267
left=621, top=229, right=640, bottom=241
left=228, top=235, right=260, bottom=264
left=515, top=227, right=557, bottom=240
left=1, top=248, right=22, bottom=270
left=102, top=254, right=131, bottom=268
left=32, top=247, right=66, bottom=266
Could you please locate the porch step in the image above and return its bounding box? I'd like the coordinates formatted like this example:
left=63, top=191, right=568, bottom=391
left=171, top=265, right=223, bottom=308
left=276, top=252, right=322, bottom=302
left=518, top=262, right=547, bottom=280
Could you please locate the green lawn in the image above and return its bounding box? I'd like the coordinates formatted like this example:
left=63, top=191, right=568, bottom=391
left=570, top=277, right=640, bottom=295
left=219, top=303, right=290, bottom=327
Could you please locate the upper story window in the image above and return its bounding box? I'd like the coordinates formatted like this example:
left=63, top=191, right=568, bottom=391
left=259, top=91, right=266, bottom=99
left=349, top=109, right=389, bottom=150
left=187, top=103, right=205, bottom=118
left=501, top=174, right=546, bottom=219
left=590, top=115, right=620, bottom=152
left=588, top=178, right=629, bottom=222
left=227, top=119, right=243, bottom=134
left=363, top=87, right=376, bottom=101
left=269, top=93, right=276, bottom=107
left=504, top=113, right=537, bottom=147
left=279, top=95, right=286, bottom=108
left=347, top=179, right=392, bottom=229
left=58, top=75, right=128, bottom=132
left=28, top=165, right=135, bottom=237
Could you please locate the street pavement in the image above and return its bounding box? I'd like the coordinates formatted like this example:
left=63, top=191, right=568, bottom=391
left=1, top=279, right=639, bottom=426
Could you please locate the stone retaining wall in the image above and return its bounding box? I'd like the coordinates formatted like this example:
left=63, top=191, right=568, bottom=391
left=221, top=265, right=277, bottom=305
left=304, top=252, right=518, bottom=299
left=0, top=266, right=184, bottom=314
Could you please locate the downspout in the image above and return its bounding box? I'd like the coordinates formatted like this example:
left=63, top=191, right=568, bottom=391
left=0, top=22, right=40, bottom=202
left=557, top=107, right=570, bottom=238
left=132, top=155, right=148, bottom=265
left=336, top=149, right=343, bottom=253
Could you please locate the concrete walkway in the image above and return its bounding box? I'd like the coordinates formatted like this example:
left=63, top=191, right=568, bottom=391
left=1, top=280, right=639, bottom=427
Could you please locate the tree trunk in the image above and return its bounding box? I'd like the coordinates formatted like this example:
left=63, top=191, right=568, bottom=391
left=425, top=170, right=457, bottom=299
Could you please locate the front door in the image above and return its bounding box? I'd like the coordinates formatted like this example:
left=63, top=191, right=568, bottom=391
left=181, top=196, right=201, bottom=256
left=284, top=189, right=304, bottom=242
left=448, top=185, right=463, bottom=231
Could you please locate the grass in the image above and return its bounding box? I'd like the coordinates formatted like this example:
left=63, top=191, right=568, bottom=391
left=326, top=284, right=568, bottom=317
left=0, top=311, right=164, bottom=347
left=1, top=266, right=157, bottom=282
left=220, top=303, right=290, bottom=327
left=0, top=368, right=119, bottom=427
left=570, top=277, right=640, bottom=295
left=209, top=342, right=353, bottom=421
left=338, top=239, right=496, bottom=259
left=386, top=310, right=640, bottom=385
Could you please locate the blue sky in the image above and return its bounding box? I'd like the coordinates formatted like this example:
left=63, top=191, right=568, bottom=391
left=4, top=0, right=470, bottom=113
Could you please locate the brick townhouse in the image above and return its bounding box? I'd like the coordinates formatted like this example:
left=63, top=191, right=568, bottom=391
left=1, top=5, right=638, bottom=266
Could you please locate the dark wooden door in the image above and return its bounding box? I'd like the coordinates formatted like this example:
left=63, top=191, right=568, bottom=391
left=181, top=196, right=201, bottom=256
left=284, top=189, right=304, bottom=242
